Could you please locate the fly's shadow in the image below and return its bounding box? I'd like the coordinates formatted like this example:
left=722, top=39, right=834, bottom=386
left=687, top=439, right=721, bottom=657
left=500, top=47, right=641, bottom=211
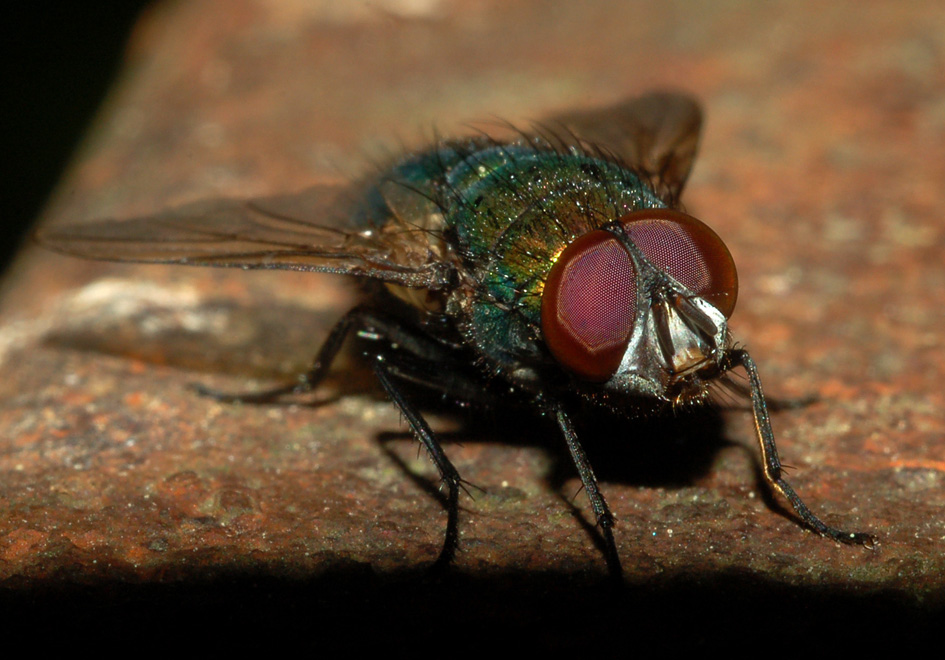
left=42, top=293, right=374, bottom=398
left=375, top=380, right=731, bottom=497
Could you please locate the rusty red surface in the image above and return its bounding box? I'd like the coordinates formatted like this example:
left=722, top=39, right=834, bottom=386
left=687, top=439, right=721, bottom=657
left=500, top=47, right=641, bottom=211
left=2, top=1, right=944, bottom=632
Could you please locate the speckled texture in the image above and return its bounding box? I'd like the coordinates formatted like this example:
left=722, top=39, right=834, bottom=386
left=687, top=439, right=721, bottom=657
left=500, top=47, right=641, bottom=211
left=2, top=0, right=944, bottom=644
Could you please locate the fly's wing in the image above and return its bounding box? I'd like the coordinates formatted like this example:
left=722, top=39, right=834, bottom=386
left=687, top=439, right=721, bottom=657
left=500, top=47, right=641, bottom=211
left=544, top=92, right=703, bottom=205
left=37, top=184, right=453, bottom=289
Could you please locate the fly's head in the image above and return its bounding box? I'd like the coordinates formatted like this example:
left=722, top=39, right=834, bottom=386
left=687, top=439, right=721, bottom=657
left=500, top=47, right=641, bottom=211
left=540, top=207, right=738, bottom=406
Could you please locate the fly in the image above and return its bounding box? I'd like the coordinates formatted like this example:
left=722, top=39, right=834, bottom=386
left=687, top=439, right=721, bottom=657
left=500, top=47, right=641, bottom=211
left=37, top=92, right=874, bottom=576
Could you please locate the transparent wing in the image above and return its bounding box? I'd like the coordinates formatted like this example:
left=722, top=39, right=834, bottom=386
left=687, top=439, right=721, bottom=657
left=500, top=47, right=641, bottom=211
left=37, top=92, right=701, bottom=288
left=37, top=184, right=453, bottom=289
left=544, top=91, right=703, bottom=204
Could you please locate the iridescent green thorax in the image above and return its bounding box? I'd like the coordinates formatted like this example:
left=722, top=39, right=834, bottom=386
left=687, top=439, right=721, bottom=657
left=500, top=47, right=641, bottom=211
left=416, top=140, right=665, bottom=371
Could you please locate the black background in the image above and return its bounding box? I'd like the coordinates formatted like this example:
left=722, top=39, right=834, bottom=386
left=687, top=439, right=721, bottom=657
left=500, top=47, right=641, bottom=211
left=1, top=3, right=152, bottom=277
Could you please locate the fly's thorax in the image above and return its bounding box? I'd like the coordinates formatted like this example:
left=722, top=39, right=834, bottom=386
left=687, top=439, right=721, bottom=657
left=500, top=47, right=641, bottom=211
left=436, top=146, right=664, bottom=379
left=443, top=147, right=662, bottom=282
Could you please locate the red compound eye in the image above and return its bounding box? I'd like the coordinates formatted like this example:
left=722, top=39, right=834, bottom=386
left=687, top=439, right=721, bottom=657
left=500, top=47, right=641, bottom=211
left=541, top=209, right=738, bottom=382
left=620, top=208, right=738, bottom=318
left=541, top=230, right=637, bottom=382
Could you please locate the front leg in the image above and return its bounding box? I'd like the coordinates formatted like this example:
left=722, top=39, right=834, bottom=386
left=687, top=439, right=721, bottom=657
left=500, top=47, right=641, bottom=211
left=728, top=348, right=875, bottom=546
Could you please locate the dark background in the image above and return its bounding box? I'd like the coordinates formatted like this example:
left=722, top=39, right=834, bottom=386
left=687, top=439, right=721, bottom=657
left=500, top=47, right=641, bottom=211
left=1, top=3, right=152, bottom=276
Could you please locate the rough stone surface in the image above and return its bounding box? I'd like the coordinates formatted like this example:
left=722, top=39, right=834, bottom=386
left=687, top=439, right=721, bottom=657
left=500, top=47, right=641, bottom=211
left=2, top=0, right=944, bottom=646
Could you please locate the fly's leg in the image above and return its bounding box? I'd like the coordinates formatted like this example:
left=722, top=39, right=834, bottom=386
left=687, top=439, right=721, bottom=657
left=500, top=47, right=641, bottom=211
left=550, top=401, right=623, bottom=578
left=374, top=358, right=462, bottom=570
left=717, top=376, right=816, bottom=412
left=728, top=349, right=875, bottom=546
left=192, top=305, right=368, bottom=403
left=195, top=303, right=451, bottom=402
left=195, top=305, right=490, bottom=405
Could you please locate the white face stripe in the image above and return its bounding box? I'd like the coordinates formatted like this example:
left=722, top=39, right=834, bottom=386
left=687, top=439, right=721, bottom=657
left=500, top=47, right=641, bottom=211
left=614, top=293, right=730, bottom=390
